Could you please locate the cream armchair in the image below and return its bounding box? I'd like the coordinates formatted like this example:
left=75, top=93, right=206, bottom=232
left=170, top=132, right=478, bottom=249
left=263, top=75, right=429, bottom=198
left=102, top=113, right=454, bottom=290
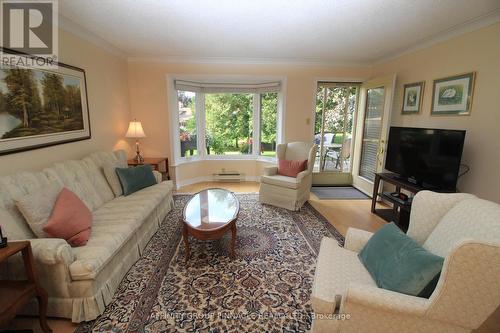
left=311, top=190, right=500, bottom=333
left=259, top=142, right=317, bottom=211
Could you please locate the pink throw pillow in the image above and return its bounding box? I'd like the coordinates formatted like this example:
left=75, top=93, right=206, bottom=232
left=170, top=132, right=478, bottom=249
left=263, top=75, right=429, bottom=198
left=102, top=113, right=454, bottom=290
left=278, top=159, right=308, bottom=178
left=43, top=188, right=92, bottom=247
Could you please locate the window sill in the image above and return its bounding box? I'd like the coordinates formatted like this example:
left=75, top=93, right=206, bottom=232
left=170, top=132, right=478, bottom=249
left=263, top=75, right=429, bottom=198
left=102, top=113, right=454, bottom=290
left=172, top=155, right=276, bottom=167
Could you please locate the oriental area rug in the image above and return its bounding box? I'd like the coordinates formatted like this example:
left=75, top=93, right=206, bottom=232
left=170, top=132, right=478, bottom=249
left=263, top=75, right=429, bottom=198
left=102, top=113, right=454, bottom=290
left=77, top=194, right=344, bottom=333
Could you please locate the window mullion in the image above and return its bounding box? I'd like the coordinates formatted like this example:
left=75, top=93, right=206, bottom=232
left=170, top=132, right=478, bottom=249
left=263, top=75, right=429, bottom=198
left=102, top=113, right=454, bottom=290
left=173, top=92, right=181, bottom=163
left=252, top=93, right=260, bottom=156
left=197, top=93, right=206, bottom=158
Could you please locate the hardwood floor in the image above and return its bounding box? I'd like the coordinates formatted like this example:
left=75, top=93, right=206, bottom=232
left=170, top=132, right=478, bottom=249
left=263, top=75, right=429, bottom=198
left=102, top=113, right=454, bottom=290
left=8, top=181, right=498, bottom=332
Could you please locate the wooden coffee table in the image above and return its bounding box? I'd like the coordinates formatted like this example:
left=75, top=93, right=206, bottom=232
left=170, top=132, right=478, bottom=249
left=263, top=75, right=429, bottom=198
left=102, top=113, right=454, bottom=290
left=182, top=188, right=240, bottom=261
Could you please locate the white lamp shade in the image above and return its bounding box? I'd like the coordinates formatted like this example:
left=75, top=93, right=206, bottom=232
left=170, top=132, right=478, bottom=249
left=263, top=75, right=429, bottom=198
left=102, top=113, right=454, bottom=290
left=125, top=121, right=146, bottom=138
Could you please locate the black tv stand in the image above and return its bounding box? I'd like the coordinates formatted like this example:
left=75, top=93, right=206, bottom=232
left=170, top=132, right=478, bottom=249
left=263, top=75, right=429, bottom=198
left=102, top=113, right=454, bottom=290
left=371, top=172, right=454, bottom=232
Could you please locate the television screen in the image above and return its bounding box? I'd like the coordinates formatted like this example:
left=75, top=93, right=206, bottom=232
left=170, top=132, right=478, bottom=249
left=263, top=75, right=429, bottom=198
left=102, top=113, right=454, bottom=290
left=385, top=127, right=466, bottom=190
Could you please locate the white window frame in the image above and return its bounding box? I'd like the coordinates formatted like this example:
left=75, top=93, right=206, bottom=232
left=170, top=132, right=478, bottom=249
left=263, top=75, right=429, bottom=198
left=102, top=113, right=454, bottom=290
left=167, top=74, right=286, bottom=166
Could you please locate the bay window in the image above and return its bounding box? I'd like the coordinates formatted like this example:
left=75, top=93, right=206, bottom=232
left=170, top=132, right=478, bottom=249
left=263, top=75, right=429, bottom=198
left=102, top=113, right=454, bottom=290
left=171, top=77, right=283, bottom=164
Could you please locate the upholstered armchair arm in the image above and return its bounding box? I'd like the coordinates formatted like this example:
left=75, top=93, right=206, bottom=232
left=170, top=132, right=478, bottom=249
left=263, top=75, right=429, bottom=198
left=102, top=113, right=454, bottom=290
left=343, top=283, right=430, bottom=317
left=344, top=228, right=373, bottom=253
left=263, top=166, right=278, bottom=176
left=306, top=144, right=318, bottom=173
left=427, top=241, right=500, bottom=329
left=407, top=191, right=475, bottom=245
left=296, top=170, right=310, bottom=182
left=28, top=238, right=75, bottom=265
left=152, top=170, right=163, bottom=184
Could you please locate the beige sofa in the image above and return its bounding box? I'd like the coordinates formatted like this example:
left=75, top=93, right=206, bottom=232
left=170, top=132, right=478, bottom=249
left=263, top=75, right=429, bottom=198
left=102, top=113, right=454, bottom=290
left=0, top=150, right=174, bottom=323
left=311, top=191, right=500, bottom=333
left=259, top=142, right=317, bottom=211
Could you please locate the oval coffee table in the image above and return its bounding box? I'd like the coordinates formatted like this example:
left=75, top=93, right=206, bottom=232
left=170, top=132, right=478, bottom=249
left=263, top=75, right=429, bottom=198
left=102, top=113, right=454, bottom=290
left=182, top=188, right=240, bottom=261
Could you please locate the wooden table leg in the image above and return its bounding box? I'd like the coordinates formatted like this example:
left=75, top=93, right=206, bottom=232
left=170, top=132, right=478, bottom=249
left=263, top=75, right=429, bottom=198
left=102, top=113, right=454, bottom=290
left=18, top=245, right=52, bottom=332
left=182, top=224, right=190, bottom=262
left=230, top=223, right=237, bottom=259
left=36, top=288, right=52, bottom=333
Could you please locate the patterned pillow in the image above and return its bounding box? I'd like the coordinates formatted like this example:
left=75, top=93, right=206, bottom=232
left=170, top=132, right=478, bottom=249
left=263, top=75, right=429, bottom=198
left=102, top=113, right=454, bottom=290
left=15, top=183, right=63, bottom=238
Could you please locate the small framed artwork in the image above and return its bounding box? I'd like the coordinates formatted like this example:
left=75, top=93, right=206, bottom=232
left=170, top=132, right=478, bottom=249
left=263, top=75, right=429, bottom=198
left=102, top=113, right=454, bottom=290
left=0, top=48, right=91, bottom=155
left=402, top=81, right=425, bottom=114
left=431, top=72, right=475, bottom=116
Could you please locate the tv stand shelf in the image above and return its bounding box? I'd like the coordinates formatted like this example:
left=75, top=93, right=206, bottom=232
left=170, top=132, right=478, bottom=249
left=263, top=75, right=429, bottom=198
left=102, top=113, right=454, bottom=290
left=371, top=173, right=439, bottom=232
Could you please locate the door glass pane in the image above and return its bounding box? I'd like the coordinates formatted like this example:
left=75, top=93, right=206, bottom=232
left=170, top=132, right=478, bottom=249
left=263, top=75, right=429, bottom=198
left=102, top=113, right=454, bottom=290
left=313, top=86, right=324, bottom=172
left=359, top=87, right=385, bottom=181
left=260, top=92, right=278, bottom=157
left=178, top=91, right=197, bottom=157
left=314, top=84, right=358, bottom=172
left=205, top=93, right=253, bottom=155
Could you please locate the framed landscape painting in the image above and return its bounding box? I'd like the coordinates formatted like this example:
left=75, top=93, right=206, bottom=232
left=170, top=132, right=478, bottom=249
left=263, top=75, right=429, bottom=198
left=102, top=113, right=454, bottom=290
left=401, top=81, right=424, bottom=114
left=0, top=49, right=90, bottom=155
left=431, top=72, right=475, bottom=116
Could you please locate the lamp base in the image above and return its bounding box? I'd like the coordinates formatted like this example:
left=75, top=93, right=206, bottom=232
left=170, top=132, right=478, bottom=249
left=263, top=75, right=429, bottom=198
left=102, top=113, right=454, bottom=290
left=134, top=153, right=144, bottom=164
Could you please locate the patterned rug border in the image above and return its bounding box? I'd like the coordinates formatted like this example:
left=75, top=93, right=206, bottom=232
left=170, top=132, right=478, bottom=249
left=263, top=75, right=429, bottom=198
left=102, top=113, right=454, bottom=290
left=77, top=193, right=344, bottom=333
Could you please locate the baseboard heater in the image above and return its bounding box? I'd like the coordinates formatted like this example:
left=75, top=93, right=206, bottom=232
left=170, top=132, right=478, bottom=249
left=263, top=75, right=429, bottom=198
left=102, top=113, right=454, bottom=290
left=213, top=172, right=245, bottom=182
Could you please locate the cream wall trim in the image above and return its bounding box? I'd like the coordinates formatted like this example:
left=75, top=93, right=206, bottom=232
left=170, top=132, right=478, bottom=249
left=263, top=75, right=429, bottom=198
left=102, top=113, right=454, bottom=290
left=128, top=56, right=371, bottom=68
left=59, top=15, right=127, bottom=59
left=374, top=8, right=500, bottom=65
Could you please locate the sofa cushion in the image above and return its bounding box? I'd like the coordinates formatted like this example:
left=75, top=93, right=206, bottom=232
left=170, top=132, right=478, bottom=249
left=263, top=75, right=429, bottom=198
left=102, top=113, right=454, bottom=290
left=15, top=183, right=63, bottom=238
left=359, top=222, right=444, bottom=298
left=260, top=174, right=301, bottom=189
left=0, top=171, right=53, bottom=240
left=43, top=188, right=93, bottom=247
left=103, top=162, right=123, bottom=197
left=43, top=161, right=103, bottom=212
left=311, top=237, right=376, bottom=314
left=69, top=181, right=173, bottom=280
left=115, top=165, right=157, bottom=196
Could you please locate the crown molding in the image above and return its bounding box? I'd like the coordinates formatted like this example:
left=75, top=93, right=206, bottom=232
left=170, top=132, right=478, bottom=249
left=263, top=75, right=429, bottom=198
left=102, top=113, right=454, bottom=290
left=58, top=14, right=127, bottom=59
left=126, top=55, right=372, bottom=68
left=373, top=8, right=500, bottom=65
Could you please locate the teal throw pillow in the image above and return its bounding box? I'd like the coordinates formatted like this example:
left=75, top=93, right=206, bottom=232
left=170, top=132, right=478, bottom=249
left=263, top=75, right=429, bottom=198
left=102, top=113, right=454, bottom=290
left=358, top=222, right=443, bottom=298
left=115, top=165, right=157, bottom=196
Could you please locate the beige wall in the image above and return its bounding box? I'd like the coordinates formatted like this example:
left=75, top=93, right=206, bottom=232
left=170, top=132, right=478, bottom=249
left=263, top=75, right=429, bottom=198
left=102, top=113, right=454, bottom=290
left=372, top=22, right=500, bottom=202
left=0, top=29, right=131, bottom=176
left=127, top=62, right=370, bottom=185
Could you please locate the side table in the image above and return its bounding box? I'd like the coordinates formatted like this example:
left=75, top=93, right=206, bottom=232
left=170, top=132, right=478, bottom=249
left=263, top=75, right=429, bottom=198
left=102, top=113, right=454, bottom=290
left=127, top=157, right=169, bottom=180
left=0, top=241, right=52, bottom=332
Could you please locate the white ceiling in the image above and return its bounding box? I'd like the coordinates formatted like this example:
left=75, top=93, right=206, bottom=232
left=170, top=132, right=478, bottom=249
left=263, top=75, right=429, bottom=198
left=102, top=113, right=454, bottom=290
left=59, top=0, right=500, bottom=65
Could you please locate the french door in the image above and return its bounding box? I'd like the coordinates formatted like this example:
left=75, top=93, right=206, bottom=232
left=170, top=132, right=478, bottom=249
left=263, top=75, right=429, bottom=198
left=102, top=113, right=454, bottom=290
left=351, top=75, right=396, bottom=195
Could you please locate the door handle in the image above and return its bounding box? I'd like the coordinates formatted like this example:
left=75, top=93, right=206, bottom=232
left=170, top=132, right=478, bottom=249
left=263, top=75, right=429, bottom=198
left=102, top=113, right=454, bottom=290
left=376, top=145, right=384, bottom=166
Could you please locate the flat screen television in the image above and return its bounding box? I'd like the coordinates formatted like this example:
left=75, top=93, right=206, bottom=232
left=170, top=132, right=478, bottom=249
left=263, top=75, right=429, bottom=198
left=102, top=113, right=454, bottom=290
left=385, top=127, right=466, bottom=191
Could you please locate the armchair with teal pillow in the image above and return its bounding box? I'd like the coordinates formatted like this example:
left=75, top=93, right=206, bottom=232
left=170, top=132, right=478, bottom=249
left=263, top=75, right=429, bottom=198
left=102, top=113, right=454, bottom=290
left=310, top=190, right=500, bottom=333
left=358, top=222, right=443, bottom=298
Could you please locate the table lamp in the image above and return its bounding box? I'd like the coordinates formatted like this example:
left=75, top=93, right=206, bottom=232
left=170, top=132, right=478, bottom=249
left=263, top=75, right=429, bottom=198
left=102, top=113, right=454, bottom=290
left=126, top=119, right=146, bottom=163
